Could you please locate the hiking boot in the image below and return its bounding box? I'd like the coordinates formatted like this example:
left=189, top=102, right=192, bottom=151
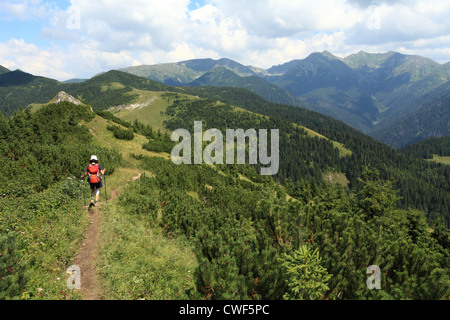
left=94, top=201, right=99, bottom=207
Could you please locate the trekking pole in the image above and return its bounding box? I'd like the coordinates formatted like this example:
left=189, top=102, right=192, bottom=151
left=104, top=171, right=107, bottom=204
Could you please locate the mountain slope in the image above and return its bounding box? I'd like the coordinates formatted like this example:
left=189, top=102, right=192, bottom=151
left=0, top=69, right=171, bottom=116
left=372, top=81, right=450, bottom=148
left=364, top=53, right=445, bottom=117
left=119, top=58, right=257, bottom=86
left=263, top=51, right=449, bottom=133
left=118, top=58, right=299, bottom=105
left=0, top=65, right=10, bottom=75
left=181, top=57, right=257, bottom=76
left=270, top=52, right=361, bottom=95
left=0, top=70, right=62, bottom=116
left=341, top=51, right=396, bottom=69
left=120, top=62, right=199, bottom=85
left=267, top=52, right=378, bottom=132
left=401, top=136, right=450, bottom=159
left=64, top=70, right=172, bottom=110
left=0, top=69, right=38, bottom=87
left=187, top=66, right=299, bottom=106
left=176, top=85, right=450, bottom=224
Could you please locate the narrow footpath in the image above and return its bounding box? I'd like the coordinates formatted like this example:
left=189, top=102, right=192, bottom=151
left=72, top=174, right=139, bottom=300
left=72, top=205, right=102, bottom=300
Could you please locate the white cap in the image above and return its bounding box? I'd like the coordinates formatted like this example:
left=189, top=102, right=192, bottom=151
left=90, top=155, right=98, bottom=161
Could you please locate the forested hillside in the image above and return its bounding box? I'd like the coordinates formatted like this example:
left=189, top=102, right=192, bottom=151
left=401, top=137, right=450, bottom=159
left=120, top=155, right=449, bottom=300
left=168, top=87, right=450, bottom=226
left=1, top=100, right=448, bottom=300
left=0, top=102, right=121, bottom=195
left=0, top=70, right=62, bottom=116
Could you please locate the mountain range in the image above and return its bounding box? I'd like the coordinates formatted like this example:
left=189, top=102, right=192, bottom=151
left=0, top=50, right=448, bottom=148
left=119, top=51, right=450, bottom=148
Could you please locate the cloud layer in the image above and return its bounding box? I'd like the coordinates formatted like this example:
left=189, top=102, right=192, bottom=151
left=0, top=0, right=449, bottom=80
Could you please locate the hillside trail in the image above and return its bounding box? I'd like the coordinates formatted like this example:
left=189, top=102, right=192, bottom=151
left=72, top=171, right=142, bottom=300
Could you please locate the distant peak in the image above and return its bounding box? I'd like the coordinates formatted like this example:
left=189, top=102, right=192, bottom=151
left=321, top=50, right=336, bottom=57
left=351, top=50, right=371, bottom=57
left=307, top=51, right=338, bottom=61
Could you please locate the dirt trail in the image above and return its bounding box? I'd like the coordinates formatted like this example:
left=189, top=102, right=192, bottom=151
left=73, top=205, right=102, bottom=300
left=72, top=173, right=140, bottom=300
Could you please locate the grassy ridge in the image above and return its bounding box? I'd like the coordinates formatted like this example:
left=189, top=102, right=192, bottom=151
left=108, top=91, right=199, bottom=132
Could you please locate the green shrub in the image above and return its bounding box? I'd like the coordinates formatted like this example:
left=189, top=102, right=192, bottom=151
left=107, top=124, right=134, bottom=140
left=282, top=245, right=332, bottom=300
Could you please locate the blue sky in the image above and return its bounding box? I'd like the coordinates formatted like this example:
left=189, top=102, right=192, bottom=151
left=0, top=1, right=71, bottom=46
left=187, top=0, right=206, bottom=11
left=0, top=0, right=449, bottom=80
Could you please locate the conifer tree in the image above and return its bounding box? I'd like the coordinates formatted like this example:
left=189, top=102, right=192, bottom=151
left=282, top=245, right=332, bottom=300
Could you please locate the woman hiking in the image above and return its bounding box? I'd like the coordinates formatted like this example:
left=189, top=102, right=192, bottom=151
left=81, top=155, right=106, bottom=208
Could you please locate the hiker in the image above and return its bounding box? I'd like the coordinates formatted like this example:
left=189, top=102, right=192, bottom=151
left=81, top=155, right=106, bottom=207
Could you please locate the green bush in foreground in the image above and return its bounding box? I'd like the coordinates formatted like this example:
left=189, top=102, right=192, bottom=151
left=282, top=245, right=332, bottom=300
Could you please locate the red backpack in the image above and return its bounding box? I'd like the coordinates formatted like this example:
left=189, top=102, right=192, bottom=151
left=88, top=164, right=101, bottom=183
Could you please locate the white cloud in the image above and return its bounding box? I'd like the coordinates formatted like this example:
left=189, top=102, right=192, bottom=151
left=64, top=0, right=191, bottom=51
left=0, top=39, right=72, bottom=79
left=192, top=0, right=361, bottom=39
left=1, top=0, right=450, bottom=79
left=346, top=1, right=450, bottom=44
